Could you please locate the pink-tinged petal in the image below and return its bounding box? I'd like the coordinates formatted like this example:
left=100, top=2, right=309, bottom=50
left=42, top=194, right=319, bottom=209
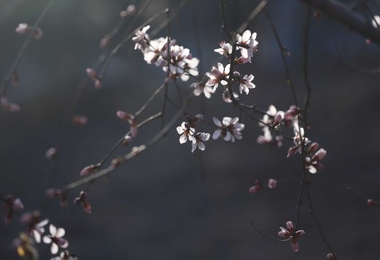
left=314, top=149, right=326, bottom=160
left=213, top=117, right=222, bottom=127
left=43, top=236, right=52, bottom=244
left=179, top=135, right=187, bottom=144
left=308, top=165, right=317, bottom=174
left=12, top=198, right=24, bottom=211
left=249, top=186, right=258, bottom=193
left=191, top=142, right=197, bottom=153
left=49, top=225, right=57, bottom=235
left=212, top=129, right=221, bottom=140
left=287, top=146, right=299, bottom=157
left=224, top=64, right=230, bottom=74
left=241, top=30, right=251, bottom=42
left=308, top=142, right=319, bottom=153
left=278, top=230, right=287, bottom=238
left=296, top=229, right=305, bottom=237
left=198, top=142, right=205, bottom=151
left=56, top=228, right=65, bottom=238
left=217, top=63, right=224, bottom=73
left=291, top=239, right=299, bottom=252
left=58, top=238, right=68, bottom=248
left=33, top=230, right=42, bottom=243
left=51, top=243, right=59, bottom=254
left=286, top=221, right=294, bottom=230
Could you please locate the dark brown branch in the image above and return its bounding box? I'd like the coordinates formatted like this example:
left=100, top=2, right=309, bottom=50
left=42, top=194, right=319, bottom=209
left=301, top=0, right=380, bottom=45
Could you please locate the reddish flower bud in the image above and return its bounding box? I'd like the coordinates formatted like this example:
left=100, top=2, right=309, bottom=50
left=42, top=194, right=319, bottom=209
left=327, top=253, right=336, bottom=260
left=74, top=191, right=91, bottom=213
left=86, top=68, right=98, bottom=79
left=72, top=115, right=88, bottom=126
left=367, top=199, right=379, bottom=206
left=249, top=180, right=261, bottom=193
left=268, top=178, right=277, bottom=189
left=80, top=165, right=97, bottom=176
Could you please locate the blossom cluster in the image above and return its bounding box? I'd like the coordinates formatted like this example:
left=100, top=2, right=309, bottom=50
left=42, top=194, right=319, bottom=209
left=133, top=25, right=199, bottom=82
left=257, top=105, right=326, bottom=174
left=191, top=30, right=257, bottom=100
left=176, top=114, right=245, bottom=152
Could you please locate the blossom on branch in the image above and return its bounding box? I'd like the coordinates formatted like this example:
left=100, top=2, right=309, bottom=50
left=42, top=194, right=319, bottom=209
left=43, top=224, right=68, bottom=254
left=278, top=221, right=305, bottom=252
left=206, top=63, right=230, bottom=92
left=190, top=132, right=210, bottom=153
left=235, top=30, right=258, bottom=61
left=20, top=211, right=48, bottom=243
left=4, top=195, right=24, bottom=223
left=212, top=117, right=244, bottom=142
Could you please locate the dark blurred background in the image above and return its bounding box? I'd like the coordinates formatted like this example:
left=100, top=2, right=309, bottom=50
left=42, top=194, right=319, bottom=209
left=1, top=0, right=380, bottom=259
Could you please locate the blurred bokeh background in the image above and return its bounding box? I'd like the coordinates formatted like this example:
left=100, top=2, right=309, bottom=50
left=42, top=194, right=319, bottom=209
left=1, top=0, right=380, bottom=259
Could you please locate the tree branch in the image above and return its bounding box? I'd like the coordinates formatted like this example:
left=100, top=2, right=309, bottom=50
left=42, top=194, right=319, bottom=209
left=301, top=0, right=380, bottom=45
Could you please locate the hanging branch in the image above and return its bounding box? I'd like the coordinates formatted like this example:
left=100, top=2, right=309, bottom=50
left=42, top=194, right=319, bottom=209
left=301, top=0, right=380, bottom=45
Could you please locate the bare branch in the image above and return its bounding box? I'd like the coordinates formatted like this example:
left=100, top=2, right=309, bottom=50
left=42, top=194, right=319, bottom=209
left=301, top=0, right=380, bottom=45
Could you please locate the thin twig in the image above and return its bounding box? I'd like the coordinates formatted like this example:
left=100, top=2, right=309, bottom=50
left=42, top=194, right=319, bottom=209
left=0, top=0, right=55, bottom=97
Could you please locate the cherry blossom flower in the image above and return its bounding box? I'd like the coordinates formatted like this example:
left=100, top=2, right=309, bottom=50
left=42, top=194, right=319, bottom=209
left=238, top=74, right=255, bottom=95
left=206, top=63, right=230, bottom=92
left=305, top=148, right=326, bottom=174
left=367, top=199, right=379, bottom=206
left=176, top=122, right=195, bottom=144
left=43, top=224, right=68, bottom=254
left=51, top=250, right=78, bottom=260
left=278, top=221, right=305, bottom=252
left=283, top=105, right=300, bottom=127
left=235, top=30, right=258, bottom=60
left=74, top=191, right=91, bottom=214
left=214, top=41, right=232, bottom=57
left=190, top=132, right=210, bottom=152
left=143, top=37, right=168, bottom=65
left=132, top=25, right=150, bottom=51
left=20, top=211, right=48, bottom=243
left=212, top=117, right=245, bottom=142
left=249, top=180, right=262, bottom=193
left=287, top=126, right=310, bottom=157
left=4, top=195, right=24, bottom=223
left=259, top=105, right=283, bottom=129
left=190, top=81, right=213, bottom=98
left=15, top=23, right=29, bottom=34
left=15, top=23, right=43, bottom=39
left=268, top=178, right=277, bottom=189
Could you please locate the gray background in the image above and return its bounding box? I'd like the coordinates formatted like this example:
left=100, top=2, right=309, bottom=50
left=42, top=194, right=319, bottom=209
left=1, top=0, right=380, bottom=259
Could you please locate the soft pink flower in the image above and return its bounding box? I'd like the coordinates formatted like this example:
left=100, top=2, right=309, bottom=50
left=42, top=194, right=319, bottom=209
left=4, top=195, right=24, bottom=223
left=206, top=63, right=230, bottom=92
left=190, top=132, right=210, bottom=153
left=212, top=117, right=244, bottom=142
left=43, top=224, right=68, bottom=254
left=278, top=221, right=305, bottom=252
left=214, top=41, right=232, bottom=57
left=268, top=178, right=277, bottom=189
